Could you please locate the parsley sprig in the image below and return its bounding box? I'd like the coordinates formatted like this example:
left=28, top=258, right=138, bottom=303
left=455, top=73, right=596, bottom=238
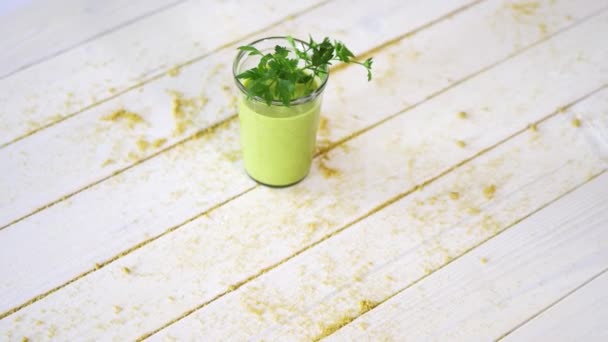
left=236, top=36, right=373, bottom=106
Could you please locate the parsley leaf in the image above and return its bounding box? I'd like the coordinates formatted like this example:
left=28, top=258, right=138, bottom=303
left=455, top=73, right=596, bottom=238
left=237, top=35, right=373, bottom=106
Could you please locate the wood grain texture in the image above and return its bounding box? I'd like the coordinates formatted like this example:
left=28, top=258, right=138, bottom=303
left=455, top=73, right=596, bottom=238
left=0, top=0, right=325, bottom=147
left=329, top=171, right=608, bottom=341
left=502, top=270, right=608, bottom=341
left=2, top=2, right=607, bottom=339
left=0, top=0, right=475, bottom=317
left=0, top=0, right=183, bottom=79
left=0, top=0, right=479, bottom=229
left=154, top=67, right=608, bottom=342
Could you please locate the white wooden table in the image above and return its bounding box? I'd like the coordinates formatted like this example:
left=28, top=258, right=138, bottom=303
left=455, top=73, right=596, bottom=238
left=1, top=0, right=607, bottom=340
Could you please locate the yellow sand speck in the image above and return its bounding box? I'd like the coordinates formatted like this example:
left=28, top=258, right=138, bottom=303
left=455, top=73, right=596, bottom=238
left=152, top=138, right=167, bottom=148
left=468, top=207, right=481, bottom=215
left=456, top=140, right=466, bottom=148
left=174, top=121, right=189, bottom=135
left=194, top=117, right=234, bottom=140
left=95, top=263, right=102, bottom=270
left=315, top=138, right=331, bottom=155
left=222, top=150, right=241, bottom=162
left=101, top=159, right=115, bottom=167
left=103, top=109, right=145, bottom=128
left=227, top=94, right=238, bottom=110
left=319, top=159, right=340, bottom=178
left=315, top=300, right=377, bottom=341
left=359, top=300, right=376, bottom=312
left=449, top=191, right=460, bottom=200
left=319, top=154, right=340, bottom=178
left=307, top=222, right=318, bottom=231
left=528, top=123, right=538, bottom=132
left=319, top=116, right=329, bottom=135
left=128, top=152, right=139, bottom=161
left=167, top=65, right=181, bottom=77
left=35, top=320, right=44, bottom=326
left=457, top=111, right=467, bottom=119
left=509, top=2, right=540, bottom=15
left=169, top=90, right=208, bottom=135
left=46, top=325, right=57, bottom=338
left=113, top=305, right=123, bottom=314
left=121, top=266, right=132, bottom=274
left=538, top=23, right=548, bottom=35
left=480, top=257, right=489, bottom=264
left=21, top=337, right=29, bottom=342
left=571, top=118, right=581, bottom=127
left=483, top=184, right=496, bottom=199
left=243, top=299, right=265, bottom=316
left=171, top=92, right=183, bottom=118
left=136, top=138, right=149, bottom=151
left=50, top=113, right=64, bottom=121
left=108, top=87, right=117, bottom=93
left=482, top=214, right=500, bottom=233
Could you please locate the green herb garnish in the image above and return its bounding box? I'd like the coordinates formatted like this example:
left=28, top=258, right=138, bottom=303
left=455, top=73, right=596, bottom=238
left=236, top=36, right=373, bottom=106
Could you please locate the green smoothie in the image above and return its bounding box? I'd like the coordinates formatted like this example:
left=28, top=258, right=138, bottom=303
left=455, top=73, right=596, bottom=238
left=238, top=82, right=323, bottom=186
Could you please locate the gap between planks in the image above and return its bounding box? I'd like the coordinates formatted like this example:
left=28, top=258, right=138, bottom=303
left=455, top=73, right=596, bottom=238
left=0, top=0, right=188, bottom=81
left=0, top=0, right=486, bottom=232
left=0, top=3, right=603, bottom=321
left=0, top=0, right=333, bottom=150
left=137, top=85, right=608, bottom=340
left=496, top=266, right=608, bottom=340
left=321, top=169, right=608, bottom=340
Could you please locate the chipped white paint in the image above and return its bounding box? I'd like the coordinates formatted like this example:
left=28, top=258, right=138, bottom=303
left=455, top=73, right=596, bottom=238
left=1, top=1, right=607, bottom=339
left=331, top=172, right=608, bottom=341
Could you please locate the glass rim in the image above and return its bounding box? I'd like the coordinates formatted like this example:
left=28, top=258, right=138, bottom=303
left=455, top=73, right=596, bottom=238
left=232, top=36, right=330, bottom=107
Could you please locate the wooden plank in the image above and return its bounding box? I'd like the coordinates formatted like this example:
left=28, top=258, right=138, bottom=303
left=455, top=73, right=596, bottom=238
left=502, top=270, right=608, bottom=341
left=0, top=0, right=183, bottom=79
left=156, top=93, right=608, bottom=341
left=0, top=0, right=325, bottom=147
left=0, top=0, right=478, bottom=228
left=0, top=0, right=478, bottom=315
left=2, top=5, right=607, bottom=340
left=329, top=173, right=608, bottom=341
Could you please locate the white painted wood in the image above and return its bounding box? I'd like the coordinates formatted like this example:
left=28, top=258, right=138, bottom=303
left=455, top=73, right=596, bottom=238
left=0, top=0, right=477, bottom=316
left=0, top=0, right=182, bottom=78
left=0, top=0, right=589, bottom=317
left=2, top=6, right=607, bottom=339
left=0, top=0, right=479, bottom=228
left=329, top=172, right=608, bottom=342
left=503, top=270, right=608, bottom=341
left=0, top=0, right=325, bottom=147
left=157, top=95, right=608, bottom=341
